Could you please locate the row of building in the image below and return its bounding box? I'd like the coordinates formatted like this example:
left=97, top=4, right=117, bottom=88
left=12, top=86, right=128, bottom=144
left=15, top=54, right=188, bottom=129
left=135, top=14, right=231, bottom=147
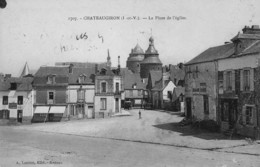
left=184, top=25, right=260, bottom=139
left=0, top=37, right=185, bottom=124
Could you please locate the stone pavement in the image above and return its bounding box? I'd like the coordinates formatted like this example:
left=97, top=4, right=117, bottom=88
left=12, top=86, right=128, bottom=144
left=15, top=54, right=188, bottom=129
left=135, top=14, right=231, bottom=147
left=14, top=109, right=259, bottom=154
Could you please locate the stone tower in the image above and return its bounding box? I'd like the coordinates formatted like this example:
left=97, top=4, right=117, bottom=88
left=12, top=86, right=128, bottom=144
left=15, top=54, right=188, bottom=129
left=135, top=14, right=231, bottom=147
left=140, top=36, right=162, bottom=78
left=126, top=44, right=145, bottom=73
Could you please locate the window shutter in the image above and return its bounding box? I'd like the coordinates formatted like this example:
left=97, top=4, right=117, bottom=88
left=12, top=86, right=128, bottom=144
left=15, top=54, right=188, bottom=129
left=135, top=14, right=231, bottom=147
left=223, top=71, right=227, bottom=91
left=240, top=70, right=243, bottom=91
left=250, top=68, right=254, bottom=91
left=253, top=106, right=257, bottom=127
left=242, top=106, right=246, bottom=125
left=232, top=71, right=235, bottom=91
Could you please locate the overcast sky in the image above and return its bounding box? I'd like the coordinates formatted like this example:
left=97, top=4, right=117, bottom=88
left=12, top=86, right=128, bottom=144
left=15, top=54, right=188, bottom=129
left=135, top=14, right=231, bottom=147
left=0, top=0, right=260, bottom=76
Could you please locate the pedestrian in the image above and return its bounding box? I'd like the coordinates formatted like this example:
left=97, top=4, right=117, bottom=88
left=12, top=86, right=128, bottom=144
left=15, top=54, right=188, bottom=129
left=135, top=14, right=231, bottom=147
left=139, top=110, right=142, bottom=119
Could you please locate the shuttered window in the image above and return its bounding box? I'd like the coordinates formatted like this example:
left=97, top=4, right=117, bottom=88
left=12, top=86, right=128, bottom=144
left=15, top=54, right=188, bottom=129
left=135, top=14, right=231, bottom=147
left=240, top=68, right=254, bottom=92
left=242, top=105, right=257, bottom=126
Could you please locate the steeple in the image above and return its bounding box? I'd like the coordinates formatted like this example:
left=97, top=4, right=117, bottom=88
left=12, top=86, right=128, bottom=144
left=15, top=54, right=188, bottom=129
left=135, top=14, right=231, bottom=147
left=20, top=62, right=30, bottom=77
left=106, top=49, right=111, bottom=68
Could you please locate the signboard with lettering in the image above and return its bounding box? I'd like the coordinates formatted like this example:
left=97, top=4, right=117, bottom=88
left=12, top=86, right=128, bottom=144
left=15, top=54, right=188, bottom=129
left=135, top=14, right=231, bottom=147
left=9, top=103, right=17, bottom=109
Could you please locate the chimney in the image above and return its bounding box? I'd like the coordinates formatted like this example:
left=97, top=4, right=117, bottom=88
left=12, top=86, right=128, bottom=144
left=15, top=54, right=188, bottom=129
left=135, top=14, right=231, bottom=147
left=95, top=64, right=98, bottom=74
left=117, top=55, right=121, bottom=73
left=4, top=74, right=11, bottom=80
left=69, top=64, right=74, bottom=74
left=242, top=25, right=260, bottom=34
left=225, top=41, right=231, bottom=45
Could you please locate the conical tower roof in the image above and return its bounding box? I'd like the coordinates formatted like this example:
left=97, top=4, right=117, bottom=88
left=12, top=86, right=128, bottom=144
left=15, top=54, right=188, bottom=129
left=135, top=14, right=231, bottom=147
left=141, top=36, right=162, bottom=64
left=20, top=62, right=30, bottom=77
left=131, top=43, right=144, bottom=54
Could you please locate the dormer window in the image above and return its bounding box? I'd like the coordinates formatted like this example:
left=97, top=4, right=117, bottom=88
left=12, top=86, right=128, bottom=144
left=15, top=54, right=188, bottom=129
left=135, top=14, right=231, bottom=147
left=101, top=82, right=107, bottom=93
left=10, top=83, right=17, bottom=90
left=78, top=75, right=86, bottom=84
left=47, top=75, right=55, bottom=84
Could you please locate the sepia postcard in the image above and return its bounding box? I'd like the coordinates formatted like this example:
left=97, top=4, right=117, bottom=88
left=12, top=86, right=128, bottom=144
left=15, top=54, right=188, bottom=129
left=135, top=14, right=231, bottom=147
left=0, top=0, right=260, bottom=166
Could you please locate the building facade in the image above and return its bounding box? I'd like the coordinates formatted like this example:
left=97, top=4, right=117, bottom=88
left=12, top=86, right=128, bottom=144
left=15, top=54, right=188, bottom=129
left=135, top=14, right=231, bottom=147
left=67, top=65, right=96, bottom=119
left=0, top=77, right=34, bottom=124
left=33, top=66, right=68, bottom=122
left=94, top=67, right=122, bottom=118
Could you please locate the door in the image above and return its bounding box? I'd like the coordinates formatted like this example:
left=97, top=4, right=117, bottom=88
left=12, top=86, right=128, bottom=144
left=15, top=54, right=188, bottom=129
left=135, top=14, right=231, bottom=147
left=186, top=98, right=192, bottom=119
left=17, top=110, right=23, bottom=123
left=115, top=98, right=119, bottom=113
left=221, top=99, right=237, bottom=129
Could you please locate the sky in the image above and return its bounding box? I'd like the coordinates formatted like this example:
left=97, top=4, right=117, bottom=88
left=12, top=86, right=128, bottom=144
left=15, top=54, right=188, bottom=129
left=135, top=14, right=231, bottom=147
left=0, top=0, right=260, bottom=76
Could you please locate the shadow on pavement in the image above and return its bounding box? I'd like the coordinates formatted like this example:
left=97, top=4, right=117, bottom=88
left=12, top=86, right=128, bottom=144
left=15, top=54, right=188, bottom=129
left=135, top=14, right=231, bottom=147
left=153, top=122, right=244, bottom=140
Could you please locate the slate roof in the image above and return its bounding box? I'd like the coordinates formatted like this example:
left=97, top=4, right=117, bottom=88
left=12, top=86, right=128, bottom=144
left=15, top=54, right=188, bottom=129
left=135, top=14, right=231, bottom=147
left=0, top=77, right=33, bottom=91
left=35, top=66, right=96, bottom=85
left=121, top=69, right=147, bottom=90
left=68, top=68, right=95, bottom=84
left=185, top=43, right=235, bottom=65
left=147, top=71, right=162, bottom=90
left=231, top=33, right=260, bottom=41
left=172, top=86, right=185, bottom=102
left=141, top=56, right=162, bottom=64
left=234, top=40, right=260, bottom=57
left=131, top=44, right=144, bottom=54
left=169, top=66, right=185, bottom=83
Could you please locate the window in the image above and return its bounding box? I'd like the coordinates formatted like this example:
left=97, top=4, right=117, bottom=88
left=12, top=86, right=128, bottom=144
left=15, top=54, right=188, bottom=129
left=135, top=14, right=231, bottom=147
left=130, top=90, right=133, bottom=97
left=101, top=82, right=106, bottom=93
left=167, top=91, right=172, bottom=99
left=17, top=96, right=23, bottom=105
left=47, top=76, right=55, bottom=84
left=195, top=66, right=199, bottom=78
left=48, top=91, right=54, bottom=104
left=116, top=82, right=119, bottom=93
left=0, top=110, right=9, bottom=119
left=100, top=98, right=107, bottom=110
left=77, top=89, right=85, bottom=101
left=243, top=70, right=250, bottom=91
left=138, top=90, right=142, bottom=96
left=10, top=83, right=17, bottom=90
left=226, top=71, right=232, bottom=91
left=2, top=96, right=8, bottom=105
left=78, top=75, right=86, bottom=84
left=203, top=95, right=209, bottom=115
left=245, top=106, right=253, bottom=125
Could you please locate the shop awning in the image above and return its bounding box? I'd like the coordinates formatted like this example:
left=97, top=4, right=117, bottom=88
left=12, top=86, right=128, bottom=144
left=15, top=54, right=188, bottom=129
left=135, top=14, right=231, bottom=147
left=49, top=106, right=66, bottom=114
left=34, top=106, right=50, bottom=114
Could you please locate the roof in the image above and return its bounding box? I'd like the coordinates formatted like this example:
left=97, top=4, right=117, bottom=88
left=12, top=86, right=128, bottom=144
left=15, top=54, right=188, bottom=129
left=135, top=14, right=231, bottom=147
left=172, top=86, right=185, bottom=102
left=231, top=33, right=260, bottom=41
left=35, top=66, right=68, bottom=76
left=145, top=36, right=159, bottom=54
left=68, top=68, right=95, bottom=84
left=131, top=44, right=144, bottom=54
left=169, top=66, right=185, bottom=82
left=0, top=77, right=33, bottom=91
left=35, top=66, right=96, bottom=84
left=127, top=55, right=144, bottom=62
left=141, top=56, right=162, bottom=64
left=121, top=69, right=147, bottom=90
left=234, top=40, right=260, bottom=57
left=186, top=43, right=235, bottom=65
left=148, top=71, right=162, bottom=89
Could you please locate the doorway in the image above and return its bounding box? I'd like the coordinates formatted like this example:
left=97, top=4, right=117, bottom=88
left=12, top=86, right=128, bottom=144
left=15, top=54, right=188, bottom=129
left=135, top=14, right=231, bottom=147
left=221, top=99, right=237, bottom=129
left=17, top=110, right=23, bottom=123
left=186, top=98, right=192, bottom=119
left=115, top=98, right=119, bottom=113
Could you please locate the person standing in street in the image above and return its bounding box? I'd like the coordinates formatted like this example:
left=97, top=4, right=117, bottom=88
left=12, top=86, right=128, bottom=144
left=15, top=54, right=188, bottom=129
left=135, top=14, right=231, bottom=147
left=139, top=110, right=142, bottom=119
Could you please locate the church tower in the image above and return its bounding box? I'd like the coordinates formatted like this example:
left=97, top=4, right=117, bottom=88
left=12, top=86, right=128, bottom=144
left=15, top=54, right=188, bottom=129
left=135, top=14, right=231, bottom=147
left=140, top=36, right=162, bottom=78
left=126, top=43, right=145, bottom=73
